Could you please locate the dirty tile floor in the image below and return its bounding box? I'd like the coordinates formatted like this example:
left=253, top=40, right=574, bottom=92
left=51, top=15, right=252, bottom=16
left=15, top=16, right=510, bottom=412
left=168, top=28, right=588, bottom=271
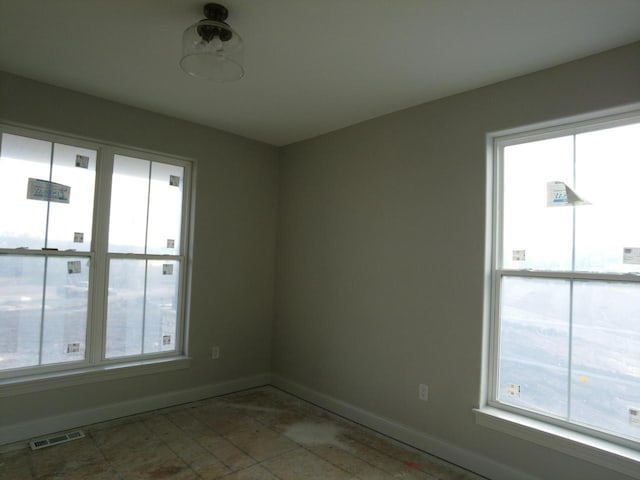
left=0, top=386, right=486, bottom=479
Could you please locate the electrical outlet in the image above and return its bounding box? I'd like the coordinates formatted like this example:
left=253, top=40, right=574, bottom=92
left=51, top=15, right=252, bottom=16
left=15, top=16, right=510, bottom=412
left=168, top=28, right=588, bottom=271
left=211, top=346, right=220, bottom=359
left=419, top=383, right=429, bottom=401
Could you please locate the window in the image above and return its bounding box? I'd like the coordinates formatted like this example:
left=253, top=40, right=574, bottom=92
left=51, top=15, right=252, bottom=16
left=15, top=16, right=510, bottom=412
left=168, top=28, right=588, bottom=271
left=0, top=125, right=192, bottom=382
left=489, top=111, right=640, bottom=449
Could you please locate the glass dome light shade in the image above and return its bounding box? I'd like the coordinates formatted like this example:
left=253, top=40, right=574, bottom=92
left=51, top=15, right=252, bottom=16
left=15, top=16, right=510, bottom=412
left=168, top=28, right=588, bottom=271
left=180, top=20, right=244, bottom=82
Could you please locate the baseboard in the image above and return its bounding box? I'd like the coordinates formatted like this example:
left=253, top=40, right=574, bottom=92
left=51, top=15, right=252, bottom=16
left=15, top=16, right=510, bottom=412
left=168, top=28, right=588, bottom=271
left=0, top=372, right=271, bottom=450
left=271, top=374, right=537, bottom=480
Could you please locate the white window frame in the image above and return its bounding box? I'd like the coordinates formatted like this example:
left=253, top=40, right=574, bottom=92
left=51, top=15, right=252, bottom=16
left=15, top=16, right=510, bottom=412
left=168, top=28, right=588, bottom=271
left=476, top=105, right=640, bottom=477
left=0, top=123, right=194, bottom=396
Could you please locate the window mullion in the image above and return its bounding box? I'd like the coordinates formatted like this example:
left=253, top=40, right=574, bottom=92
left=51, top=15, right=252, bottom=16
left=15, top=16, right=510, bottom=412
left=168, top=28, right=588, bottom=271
left=567, top=134, right=577, bottom=422
left=88, top=147, right=114, bottom=365
left=140, top=164, right=153, bottom=355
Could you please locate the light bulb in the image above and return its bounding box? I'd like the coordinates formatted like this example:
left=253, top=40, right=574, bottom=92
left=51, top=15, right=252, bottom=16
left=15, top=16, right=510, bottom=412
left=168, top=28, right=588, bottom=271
left=210, top=36, right=225, bottom=57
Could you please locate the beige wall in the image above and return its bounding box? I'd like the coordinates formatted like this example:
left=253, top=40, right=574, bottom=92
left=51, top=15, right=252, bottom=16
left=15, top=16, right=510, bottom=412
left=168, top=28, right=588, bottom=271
left=0, top=71, right=279, bottom=424
left=274, top=42, right=640, bottom=480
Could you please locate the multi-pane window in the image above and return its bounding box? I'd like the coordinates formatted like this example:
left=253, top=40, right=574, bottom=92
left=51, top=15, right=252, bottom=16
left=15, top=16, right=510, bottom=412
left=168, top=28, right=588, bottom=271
left=0, top=126, right=191, bottom=378
left=490, top=113, right=640, bottom=447
left=106, top=155, right=184, bottom=358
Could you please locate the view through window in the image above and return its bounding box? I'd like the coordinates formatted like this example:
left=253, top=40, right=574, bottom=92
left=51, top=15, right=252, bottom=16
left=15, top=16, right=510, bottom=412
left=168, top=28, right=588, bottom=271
left=0, top=127, right=191, bottom=378
left=491, top=114, right=640, bottom=446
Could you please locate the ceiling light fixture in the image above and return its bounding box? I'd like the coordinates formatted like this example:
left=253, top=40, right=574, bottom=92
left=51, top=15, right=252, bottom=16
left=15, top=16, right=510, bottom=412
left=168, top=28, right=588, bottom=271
left=180, top=3, right=244, bottom=82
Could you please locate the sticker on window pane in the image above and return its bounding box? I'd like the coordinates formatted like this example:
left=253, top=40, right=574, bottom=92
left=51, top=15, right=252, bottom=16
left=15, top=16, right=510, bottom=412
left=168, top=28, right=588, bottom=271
left=67, top=260, right=81, bottom=274
left=75, top=154, right=89, bottom=168
left=623, top=247, right=640, bottom=265
left=166, top=239, right=175, bottom=249
left=66, top=343, right=80, bottom=353
left=162, top=335, right=171, bottom=345
left=74, top=232, right=84, bottom=243
left=506, top=383, right=521, bottom=397
left=512, top=250, right=526, bottom=261
left=630, top=408, right=640, bottom=427
left=169, top=175, right=180, bottom=187
left=546, top=181, right=589, bottom=207
left=27, top=178, right=71, bottom=204
left=162, top=264, right=173, bottom=275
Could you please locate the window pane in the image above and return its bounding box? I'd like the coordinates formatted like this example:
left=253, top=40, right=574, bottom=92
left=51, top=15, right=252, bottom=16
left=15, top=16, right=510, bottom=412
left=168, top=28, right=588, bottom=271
left=106, top=259, right=145, bottom=358
left=109, top=155, right=150, bottom=253
left=571, top=281, right=640, bottom=441
left=147, top=163, right=184, bottom=255
left=0, top=255, right=44, bottom=370
left=498, top=276, right=570, bottom=417
left=0, top=133, right=51, bottom=249
left=41, top=256, right=89, bottom=365
left=574, top=123, right=640, bottom=272
left=47, top=143, right=97, bottom=251
left=502, top=137, right=574, bottom=270
left=143, top=260, right=180, bottom=353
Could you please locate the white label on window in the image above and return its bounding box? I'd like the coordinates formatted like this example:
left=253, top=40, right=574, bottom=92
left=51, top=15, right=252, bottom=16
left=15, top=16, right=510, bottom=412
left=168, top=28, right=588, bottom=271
left=169, top=175, right=180, bottom=187
left=506, top=383, right=521, bottom=397
left=547, top=181, right=568, bottom=206
left=629, top=408, right=640, bottom=426
left=27, top=178, right=71, bottom=204
left=512, top=250, right=526, bottom=261
left=74, top=232, right=84, bottom=243
left=546, top=181, right=589, bottom=207
left=167, top=239, right=175, bottom=249
left=623, top=247, right=640, bottom=265
left=162, top=264, right=173, bottom=275
left=67, top=260, right=81, bottom=274
left=162, top=335, right=171, bottom=345
left=66, top=343, right=80, bottom=353
left=75, top=154, right=89, bottom=168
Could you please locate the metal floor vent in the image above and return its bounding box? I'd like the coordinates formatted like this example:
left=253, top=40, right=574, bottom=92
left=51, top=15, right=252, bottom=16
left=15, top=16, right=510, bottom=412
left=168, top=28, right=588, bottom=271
left=30, top=430, right=85, bottom=450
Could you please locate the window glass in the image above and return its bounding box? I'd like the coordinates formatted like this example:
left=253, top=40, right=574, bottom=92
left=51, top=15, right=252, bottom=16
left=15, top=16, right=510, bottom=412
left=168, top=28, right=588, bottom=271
left=502, top=136, right=574, bottom=270
left=574, top=124, right=640, bottom=272
left=106, top=258, right=145, bottom=358
left=498, top=276, right=570, bottom=417
left=143, top=260, right=180, bottom=353
left=0, top=134, right=97, bottom=251
left=147, top=162, right=183, bottom=255
left=0, top=255, right=44, bottom=370
left=47, top=143, right=96, bottom=251
left=41, top=256, right=89, bottom=364
left=0, top=133, right=51, bottom=249
left=109, top=155, right=150, bottom=254
left=571, top=281, right=640, bottom=441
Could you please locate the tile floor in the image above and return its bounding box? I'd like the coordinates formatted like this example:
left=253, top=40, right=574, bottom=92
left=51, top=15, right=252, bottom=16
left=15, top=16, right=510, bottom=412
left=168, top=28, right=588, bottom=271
left=0, top=386, right=486, bottom=480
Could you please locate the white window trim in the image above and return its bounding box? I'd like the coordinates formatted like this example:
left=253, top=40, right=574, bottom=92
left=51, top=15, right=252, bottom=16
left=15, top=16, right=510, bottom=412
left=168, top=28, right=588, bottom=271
left=0, top=122, right=195, bottom=395
left=0, top=356, right=191, bottom=397
left=477, top=103, right=640, bottom=476
left=473, top=407, right=640, bottom=478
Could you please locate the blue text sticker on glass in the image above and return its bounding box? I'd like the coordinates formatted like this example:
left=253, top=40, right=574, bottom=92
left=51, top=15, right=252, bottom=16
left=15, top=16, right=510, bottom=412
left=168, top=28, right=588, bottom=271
left=547, top=181, right=568, bottom=206
left=27, top=178, right=71, bottom=204
left=546, top=181, right=590, bottom=207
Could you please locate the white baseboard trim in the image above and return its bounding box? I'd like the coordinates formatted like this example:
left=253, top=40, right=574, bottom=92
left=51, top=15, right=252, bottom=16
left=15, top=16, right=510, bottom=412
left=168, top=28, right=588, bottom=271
left=0, top=372, right=271, bottom=450
left=271, top=374, right=537, bottom=480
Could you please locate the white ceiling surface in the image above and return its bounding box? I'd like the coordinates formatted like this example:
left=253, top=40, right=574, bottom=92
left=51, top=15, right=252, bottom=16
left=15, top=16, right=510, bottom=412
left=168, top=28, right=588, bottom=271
left=1, top=1, right=640, bottom=146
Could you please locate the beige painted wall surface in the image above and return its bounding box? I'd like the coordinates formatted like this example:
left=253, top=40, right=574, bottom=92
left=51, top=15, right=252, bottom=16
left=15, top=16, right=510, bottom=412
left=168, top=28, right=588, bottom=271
left=0, top=72, right=278, bottom=424
left=274, top=42, right=640, bottom=480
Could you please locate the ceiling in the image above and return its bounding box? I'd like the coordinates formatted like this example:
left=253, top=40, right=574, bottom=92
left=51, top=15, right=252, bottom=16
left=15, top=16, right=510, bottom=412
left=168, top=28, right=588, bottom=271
left=1, top=1, right=640, bottom=146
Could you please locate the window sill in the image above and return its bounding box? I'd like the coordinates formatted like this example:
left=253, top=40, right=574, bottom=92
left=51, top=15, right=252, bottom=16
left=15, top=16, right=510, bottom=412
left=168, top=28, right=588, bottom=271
left=474, top=406, right=640, bottom=478
left=0, top=356, right=191, bottom=397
